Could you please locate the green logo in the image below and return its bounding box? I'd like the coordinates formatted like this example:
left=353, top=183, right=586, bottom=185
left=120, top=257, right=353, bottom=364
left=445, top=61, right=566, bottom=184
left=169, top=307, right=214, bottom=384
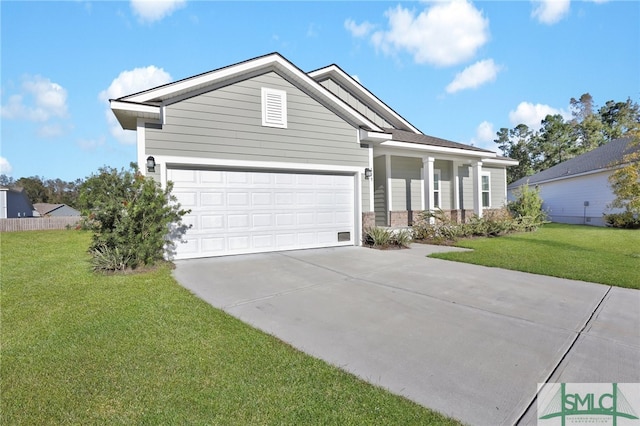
left=538, top=383, right=639, bottom=426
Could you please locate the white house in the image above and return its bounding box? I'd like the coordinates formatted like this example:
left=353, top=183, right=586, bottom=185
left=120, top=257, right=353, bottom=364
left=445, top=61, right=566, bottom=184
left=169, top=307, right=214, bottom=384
left=508, top=136, right=637, bottom=226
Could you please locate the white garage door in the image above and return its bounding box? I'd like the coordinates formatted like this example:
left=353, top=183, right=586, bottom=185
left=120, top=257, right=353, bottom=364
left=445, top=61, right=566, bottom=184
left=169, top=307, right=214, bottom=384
left=168, top=168, right=355, bottom=259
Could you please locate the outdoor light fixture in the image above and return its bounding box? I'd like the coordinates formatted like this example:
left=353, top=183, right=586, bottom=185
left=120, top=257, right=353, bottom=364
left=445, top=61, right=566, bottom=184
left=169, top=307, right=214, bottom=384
left=364, top=168, right=372, bottom=179
left=146, top=156, right=156, bottom=173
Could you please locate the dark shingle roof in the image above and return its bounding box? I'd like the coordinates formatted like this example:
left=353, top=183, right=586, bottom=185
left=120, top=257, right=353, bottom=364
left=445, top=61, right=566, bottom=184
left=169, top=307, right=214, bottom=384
left=384, top=128, right=494, bottom=154
left=508, top=137, right=637, bottom=188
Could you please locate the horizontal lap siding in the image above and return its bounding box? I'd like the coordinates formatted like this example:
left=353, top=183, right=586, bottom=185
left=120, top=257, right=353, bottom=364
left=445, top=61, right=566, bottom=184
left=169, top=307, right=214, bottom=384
left=390, top=156, right=422, bottom=211
left=318, top=79, right=392, bottom=129
left=147, top=72, right=367, bottom=168
left=485, top=167, right=506, bottom=208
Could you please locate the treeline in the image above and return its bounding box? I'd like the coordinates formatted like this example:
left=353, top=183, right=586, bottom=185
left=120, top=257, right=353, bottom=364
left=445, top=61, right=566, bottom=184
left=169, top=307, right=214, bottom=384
left=495, top=94, right=640, bottom=183
left=0, top=175, right=83, bottom=208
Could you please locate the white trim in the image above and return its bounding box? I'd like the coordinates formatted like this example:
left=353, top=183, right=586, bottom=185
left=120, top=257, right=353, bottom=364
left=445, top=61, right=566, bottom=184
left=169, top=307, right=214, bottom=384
left=385, top=154, right=392, bottom=213
left=359, top=129, right=391, bottom=143
left=472, top=161, right=483, bottom=217
left=157, top=155, right=363, bottom=175
left=137, top=119, right=146, bottom=176
left=452, top=162, right=460, bottom=210
left=483, top=157, right=519, bottom=166
left=111, top=100, right=160, bottom=115
left=423, top=157, right=435, bottom=211
left=310, top=66, right=421, bottom=134
left=433, top=168, right=441, bottom=209
left=380, top=140, right=496, bottom=159
left=354, top=172, right=363, bottom=247
left=367, top=143, right=374, bottom=213
left=117, top=53, right=383, bottom=133
left=481, top=171, right=492, bottom=208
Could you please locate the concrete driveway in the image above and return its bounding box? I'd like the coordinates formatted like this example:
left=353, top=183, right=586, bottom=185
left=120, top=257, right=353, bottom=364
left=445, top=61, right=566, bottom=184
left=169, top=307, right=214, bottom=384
left=172, top=244, right=640, bottom=425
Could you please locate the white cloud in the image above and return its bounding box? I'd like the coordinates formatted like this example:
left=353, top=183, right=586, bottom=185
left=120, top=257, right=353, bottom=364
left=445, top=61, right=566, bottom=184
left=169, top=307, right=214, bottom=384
left=370, top=1, right=489, bottom=67
left=531, top=0, right=570, bottom=25
left=0, top=157, right=13, bottom=176
left=445, top=59, right=501, bottom=93
left=344, top=19, right=374, bottom=38
left=470, top=121, right=497, bottom=149
left=78, top=136, right=106, bottom=151
left=1, top=75, right=68, bottom=122
left=509, top=101, right=570, bottom=130
left=99, top=66, right=172, bottom=145
left=130, top=0, right=186, bottom=24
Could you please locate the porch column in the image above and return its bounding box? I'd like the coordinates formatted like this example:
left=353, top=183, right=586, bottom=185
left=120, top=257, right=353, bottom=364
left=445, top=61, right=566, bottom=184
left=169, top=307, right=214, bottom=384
left=422, top=157, right=435, bottom=211
left=452, top=161, right=460, bottom=210
left=385, top=155, right=392, bottom=224
left=472, top=160, right=483, bottom=218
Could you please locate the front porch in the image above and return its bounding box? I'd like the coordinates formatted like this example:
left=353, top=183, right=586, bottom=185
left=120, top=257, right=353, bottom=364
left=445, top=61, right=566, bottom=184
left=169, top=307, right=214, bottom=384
left=368, top=153, right=505, bottom=228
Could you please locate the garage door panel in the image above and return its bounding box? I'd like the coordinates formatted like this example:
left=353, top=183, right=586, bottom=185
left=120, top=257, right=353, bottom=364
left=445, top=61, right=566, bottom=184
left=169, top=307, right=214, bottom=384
left=169, top=169, right=355, bottom=259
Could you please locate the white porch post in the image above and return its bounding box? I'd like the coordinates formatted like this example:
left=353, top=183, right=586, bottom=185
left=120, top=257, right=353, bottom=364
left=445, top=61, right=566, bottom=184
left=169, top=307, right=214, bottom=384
left=385, top=155, right=392, bottom=225
left=423, top=157, right=435, bottom=211
left=452, top=161, right=460, bottom=210
left=472, top=160, right=483, bottom=218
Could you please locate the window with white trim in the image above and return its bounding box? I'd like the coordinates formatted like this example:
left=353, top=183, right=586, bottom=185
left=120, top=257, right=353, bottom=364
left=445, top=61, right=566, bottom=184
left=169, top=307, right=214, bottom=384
left=261, top=87, right=287, bottom=128
left=433, top=169, right=441, bottom=209
left=481, top=172, right=491, bottom=208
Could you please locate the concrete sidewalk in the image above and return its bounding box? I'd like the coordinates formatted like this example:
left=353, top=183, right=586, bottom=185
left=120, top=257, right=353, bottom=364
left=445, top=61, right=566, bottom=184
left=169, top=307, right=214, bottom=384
left=172, top=245, right=640, bottom=425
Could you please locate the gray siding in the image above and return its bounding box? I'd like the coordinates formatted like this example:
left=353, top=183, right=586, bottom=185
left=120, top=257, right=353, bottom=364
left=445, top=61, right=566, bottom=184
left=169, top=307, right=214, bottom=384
left=373, top=156, right=387, bottom=226
left=318, top=79, right=393, bottom=129
left=146, top=72, right=368, bottom=168
left=459, top=165, right=473, bottom=210
left=485, top=167, right=507, bottom=208
left=390, top=156, right=422, bottom=212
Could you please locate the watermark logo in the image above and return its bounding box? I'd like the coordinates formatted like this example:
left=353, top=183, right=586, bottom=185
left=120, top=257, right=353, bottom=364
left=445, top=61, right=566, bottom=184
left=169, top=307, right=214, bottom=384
left=538, top=383, right=640, bottom=426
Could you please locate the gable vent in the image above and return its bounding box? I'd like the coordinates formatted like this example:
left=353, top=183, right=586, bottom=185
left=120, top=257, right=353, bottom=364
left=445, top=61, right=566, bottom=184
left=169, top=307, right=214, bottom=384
left=262, top=87, right=287, bottom=128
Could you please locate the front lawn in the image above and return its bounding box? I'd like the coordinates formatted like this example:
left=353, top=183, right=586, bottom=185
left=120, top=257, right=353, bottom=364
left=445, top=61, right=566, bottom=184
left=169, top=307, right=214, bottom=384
left=429, top=223, right=640, bottom=289
left=1, top=230, right=459, bottom=425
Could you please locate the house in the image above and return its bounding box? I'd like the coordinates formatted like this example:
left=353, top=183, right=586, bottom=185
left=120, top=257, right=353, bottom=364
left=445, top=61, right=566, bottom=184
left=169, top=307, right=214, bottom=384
left=508, top=136, right=637, bottom=226
left=0, top=187, right=35, bottom=218
left=33, top=203, right=81, bottom=217
left=111, top=53, right=517, bottom=259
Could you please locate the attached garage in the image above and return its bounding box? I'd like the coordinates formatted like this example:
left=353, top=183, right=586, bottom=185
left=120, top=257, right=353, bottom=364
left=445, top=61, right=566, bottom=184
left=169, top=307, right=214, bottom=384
left=169, top=168, right=356, bottom=259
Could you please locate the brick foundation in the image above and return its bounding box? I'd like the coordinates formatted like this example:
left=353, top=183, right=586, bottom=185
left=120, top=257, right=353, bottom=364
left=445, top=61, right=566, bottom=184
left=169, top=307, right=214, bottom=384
left=362, top=211, right=376, bottom=231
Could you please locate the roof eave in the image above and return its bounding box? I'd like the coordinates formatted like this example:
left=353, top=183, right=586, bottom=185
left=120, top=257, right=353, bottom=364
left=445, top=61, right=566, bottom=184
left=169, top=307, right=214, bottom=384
left=110, top=100, right=162, bottom=130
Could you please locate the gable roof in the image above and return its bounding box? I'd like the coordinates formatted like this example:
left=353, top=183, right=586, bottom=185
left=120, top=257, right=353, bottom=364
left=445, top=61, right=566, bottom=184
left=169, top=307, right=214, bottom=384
left=111, top=52, right=383, bottom=132
left=509, top=136, right=637, bottom=188
left=34, top=203, right=64, bottom=216
left=308, top=64, right=422, bottom=134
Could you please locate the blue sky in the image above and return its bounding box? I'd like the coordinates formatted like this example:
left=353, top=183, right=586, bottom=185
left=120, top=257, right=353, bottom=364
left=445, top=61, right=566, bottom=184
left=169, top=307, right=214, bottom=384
left=2, top=0, right=639, bottom=182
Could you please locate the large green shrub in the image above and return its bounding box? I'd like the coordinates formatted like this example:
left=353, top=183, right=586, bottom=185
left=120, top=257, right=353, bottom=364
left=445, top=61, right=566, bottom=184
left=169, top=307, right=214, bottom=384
left=78, top=164, right=190, bottom=272
left=508, top=183, right=548, bottom=230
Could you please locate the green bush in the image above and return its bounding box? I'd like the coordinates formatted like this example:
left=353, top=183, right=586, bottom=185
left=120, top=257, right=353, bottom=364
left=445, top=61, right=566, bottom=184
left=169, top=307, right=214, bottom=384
left=508, top=183, right=548, bottom=229
left=78, top=164, right=190, bottom=272
left=603, top=211, right=640, bottom=229
left=364, top=227, right=413, bottom=248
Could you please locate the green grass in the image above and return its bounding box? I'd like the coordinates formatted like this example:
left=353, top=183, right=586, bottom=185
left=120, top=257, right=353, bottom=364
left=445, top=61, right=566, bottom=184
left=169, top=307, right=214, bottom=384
left=1, top=230, right=460, bottom=425
left=430, top=223, right=640, bottom=289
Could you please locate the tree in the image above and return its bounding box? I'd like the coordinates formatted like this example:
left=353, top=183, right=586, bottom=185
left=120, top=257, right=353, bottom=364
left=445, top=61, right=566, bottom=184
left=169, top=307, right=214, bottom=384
left=570, top=93, right=605, bottom=152
left=495, top=124, right=535, bottom=183
left=15, top=176, right=48, bottom=204
left=534, top=114, right=576, bottom=171
left=599, top=98, right=640, bottom=140
left=607, top=132, right=640, bottom=223
left=78, top=164, right=190, bottom=271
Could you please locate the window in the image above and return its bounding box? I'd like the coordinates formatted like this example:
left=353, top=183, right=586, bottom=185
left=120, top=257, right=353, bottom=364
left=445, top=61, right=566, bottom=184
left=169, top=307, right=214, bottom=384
left=433, top=170, right=441, bottom=208
left=481, top=172, right=491, bottom=208
left=261, top=87, right=287, bottom=128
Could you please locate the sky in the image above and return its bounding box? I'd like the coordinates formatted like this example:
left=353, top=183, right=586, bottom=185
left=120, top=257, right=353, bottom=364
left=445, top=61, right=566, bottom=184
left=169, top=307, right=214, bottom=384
left=1, top=0, right=639, bottom=182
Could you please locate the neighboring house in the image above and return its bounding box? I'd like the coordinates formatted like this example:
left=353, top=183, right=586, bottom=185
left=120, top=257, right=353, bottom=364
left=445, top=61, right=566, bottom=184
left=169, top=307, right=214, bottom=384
left=0, top=187, right=35, bottom=218
left=33, top=203, right=81, bottom=217
left=508, top=136, right=637, bottom=226
left=111, top=53, right=517, bottom=259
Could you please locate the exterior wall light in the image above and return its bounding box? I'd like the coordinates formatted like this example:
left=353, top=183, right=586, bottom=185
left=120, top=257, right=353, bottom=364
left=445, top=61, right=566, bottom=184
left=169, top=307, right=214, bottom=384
left=364, top=168, right=373, bottom=179
left=146, top=156, right=156, bottom=173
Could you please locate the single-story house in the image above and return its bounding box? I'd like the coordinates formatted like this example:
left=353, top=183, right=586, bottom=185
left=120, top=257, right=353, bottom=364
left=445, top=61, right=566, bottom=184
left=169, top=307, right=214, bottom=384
left=33, top=203, right=81, bottom=217
left=111, top=53, right=517, bottom=259
left=0, top=187, right=35, bottom=218
left=508, top=136, right=637, bottom=226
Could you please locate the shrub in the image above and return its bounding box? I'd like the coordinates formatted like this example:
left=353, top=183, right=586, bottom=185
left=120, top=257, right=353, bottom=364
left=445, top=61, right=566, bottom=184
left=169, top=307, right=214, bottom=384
left=412, top=209, right=462, bottom=244
left=78, top=164, right=190, bottom=272
left=603, top=211, right=640, bottom=229
left=364, top=227, right=413, bottom=249
left=508, top=183, right=548, bottom=230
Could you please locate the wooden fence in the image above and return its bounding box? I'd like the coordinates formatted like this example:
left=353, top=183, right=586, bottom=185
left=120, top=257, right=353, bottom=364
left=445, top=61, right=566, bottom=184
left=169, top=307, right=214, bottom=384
left=0, top=217, right=82, bottom=232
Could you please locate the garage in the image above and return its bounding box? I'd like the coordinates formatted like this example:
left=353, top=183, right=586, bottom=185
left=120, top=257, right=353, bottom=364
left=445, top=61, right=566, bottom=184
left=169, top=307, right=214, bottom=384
left=168, top=168, right=356, bottom=259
